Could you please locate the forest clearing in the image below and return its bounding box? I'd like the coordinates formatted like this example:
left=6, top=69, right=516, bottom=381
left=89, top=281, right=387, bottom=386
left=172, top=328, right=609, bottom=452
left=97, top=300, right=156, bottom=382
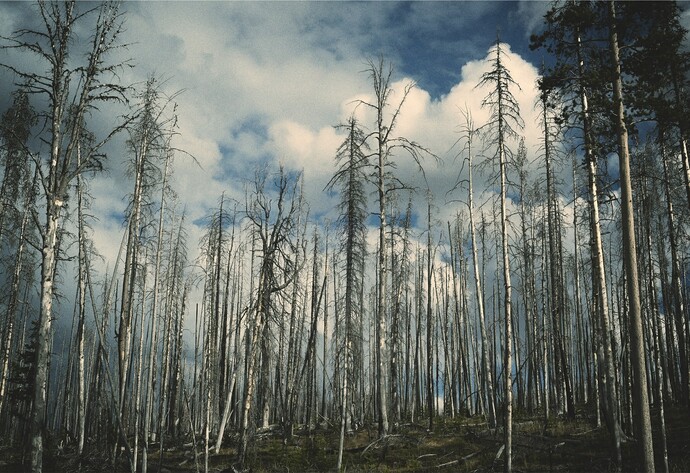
left=0, top=1, right=690, bottom=472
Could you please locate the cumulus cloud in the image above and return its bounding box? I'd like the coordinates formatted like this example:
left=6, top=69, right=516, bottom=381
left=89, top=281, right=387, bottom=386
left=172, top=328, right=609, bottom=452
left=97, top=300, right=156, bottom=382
left=0, top=1, right=564, bottom=312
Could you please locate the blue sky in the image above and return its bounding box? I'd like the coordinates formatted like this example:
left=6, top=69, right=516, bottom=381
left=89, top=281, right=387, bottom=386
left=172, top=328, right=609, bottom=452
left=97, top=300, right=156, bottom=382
left=9, top=1, right=661, bottom=353
left=0, top=1, right=557, bottom=268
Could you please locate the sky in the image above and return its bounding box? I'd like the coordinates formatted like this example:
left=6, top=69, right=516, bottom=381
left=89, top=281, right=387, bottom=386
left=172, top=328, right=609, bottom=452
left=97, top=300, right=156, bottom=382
left=0, top=1, right=568, bottom=299
left=129, top=1, right=545, bottom=243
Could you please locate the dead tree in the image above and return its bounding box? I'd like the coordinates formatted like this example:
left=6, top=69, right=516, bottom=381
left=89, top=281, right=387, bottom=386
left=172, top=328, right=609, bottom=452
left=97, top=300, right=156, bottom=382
left=0, top=2, right=130, bottom=470
left=476, top=37, right=524, bottom=473
left=239, top=166, right=303, bottom=466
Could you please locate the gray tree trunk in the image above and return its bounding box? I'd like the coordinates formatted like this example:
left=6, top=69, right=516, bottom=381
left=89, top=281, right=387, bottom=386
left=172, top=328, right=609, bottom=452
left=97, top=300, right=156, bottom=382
left=608, top=3, right=654, bottom=470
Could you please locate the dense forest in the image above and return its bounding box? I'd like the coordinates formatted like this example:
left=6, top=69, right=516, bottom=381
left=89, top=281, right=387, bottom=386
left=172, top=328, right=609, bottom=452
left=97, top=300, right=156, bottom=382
left=0, top=1, right=689, bottom=472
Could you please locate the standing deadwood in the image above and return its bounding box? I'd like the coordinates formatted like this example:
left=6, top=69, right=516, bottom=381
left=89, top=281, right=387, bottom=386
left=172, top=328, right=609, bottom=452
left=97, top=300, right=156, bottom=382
left=120, top=80, right=173, bottom=434
left=214, top=209, right=241, bottom=454
left=446, top=221, right=460, bottom=416
left=532, top=3, right=623, bottom=462
left=0, top=89, right=35, bottom=248
left=515, top=141, right=536, bottom=412
left=328, top=112, right=369, bottom=462
left=608, top=2, right=654, bottom=470
left=0, top=2, right=129, bottom=470
left=571, top=159, right=588, bottom=407
left=425, top=193, right=435, bottom=430
left=0, top=92, right=35, bottom=430
left=537, top=214, right=550, bottom=418
left=638, top=150, right=669, bottom=473
left=239, top=166, right=302, bottom=466
left=200, top=200, right=224, bottom=470
left=171, top=279, right=189, bottom=439
left=142, top=117, right=177, bottom=473
left=119, top=102, right=147, bottom=422
left=305, top=230, right=322, bottom=432
left=133, top=246, right=148, bottom=472
left=0, top=90, right=36, bottom=423
left=156, top=214, right=189, bottom=470
left=299, top=224, right=327, bottom=435
left=359, top=56, right=431, bottom=438
left=452, top=217, right=473, bottom=415
left=460, top=108, right=497, bottom=428
left=279, top=217, right=307, bottom=444
left=75, top=142, right=90, bottom=459
left=217, top=206, right=238, bottom=433
left=477, top=37, right=524, bottom=473
left=213, top=196, right=226, bottom=424
left=577, top=21, right=622, bottom=469
left=203, top=284, right=212, bottom=473
left=0, top=166, right=36, bottom=426
left=659, top=133, right=689, bottom=405
left=390, top=197, right=413, bottom=422
left=321, top=236, right=330, bottom=428
left=539, top=84, right=575, bottom=418
left=527, top=195, right=542, bottom=413
left=83, top=241, right=135, bottom=472
left=490, top=203, right=502, bottom=413
left=621, top=1, right=690, bottom=405
left=479, top=214, right=494, bottom=416
left=369, top=58, right=395, bottom=437
left=389, top=205, right=402, bottom=425
left=412, top=247, right=423, bottom=422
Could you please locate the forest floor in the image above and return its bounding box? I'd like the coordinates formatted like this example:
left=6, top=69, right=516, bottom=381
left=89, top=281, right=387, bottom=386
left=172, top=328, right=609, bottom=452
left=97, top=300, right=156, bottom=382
left=1, top=405, right=689, bottom=472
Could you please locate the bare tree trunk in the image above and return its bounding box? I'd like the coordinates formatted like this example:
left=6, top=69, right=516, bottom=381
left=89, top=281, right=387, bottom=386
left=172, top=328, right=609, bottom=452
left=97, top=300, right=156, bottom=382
left=142, top=141, right=174, bottom=473
left=32, top=197, right=62, bottom=473
left=4, top=3, right=128, bottom=467
left=575, top=25, right=622, bottom=466
left=322, top=256, right=330, bottom=427
left=0, top=170, right=33, bottom=422
left=133, top=249, right=148, bottom=471
left=239, top=168, right=301, bottom=466
left=499, top=117, right=514, bottom=473
left=75, top=153, right=88, bottom=459
left=376, top=135, right=390, bottom=438
left=477, top=39, right=522, bottom=473
left=84, top=232, right=135, bottom=472
left=337, top=332, right=350, bottom=471
left=463, top=111, right=497, bottom=428
left=608, top=3, right=654, bottom=470
left=426, top=197, right=435, bottom=430
left=541, top=89, right=574, bottom=418
left=642, top=184, right=668, bottom=473
left=659, top=135, right=689, bottom=405
left=119, top=143, right=147, bottom=422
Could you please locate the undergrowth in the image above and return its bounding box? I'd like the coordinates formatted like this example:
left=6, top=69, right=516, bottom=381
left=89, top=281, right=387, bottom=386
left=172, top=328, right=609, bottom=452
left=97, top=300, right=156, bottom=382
left=1, top=405, right=688, bottom=472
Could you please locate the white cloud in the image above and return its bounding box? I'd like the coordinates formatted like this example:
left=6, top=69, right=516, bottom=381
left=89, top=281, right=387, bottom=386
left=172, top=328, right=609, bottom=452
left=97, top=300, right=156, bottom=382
left=0, top=1, right=563, bottom=340
left=516, top=1, right=552, bottom=38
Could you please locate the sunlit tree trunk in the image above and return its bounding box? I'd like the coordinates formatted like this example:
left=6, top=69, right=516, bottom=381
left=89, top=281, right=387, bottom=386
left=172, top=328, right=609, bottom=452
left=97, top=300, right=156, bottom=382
left=238, top=167, right=301, bottom=466
left=477, top=38, right=523, bottom=473
left=361, top=57, right=428, bottom=437
left=462, top=111, right=497, bottom=428
left=574, top=25, right=622, bottom=467
left=0, top=3, right=130, bottom=469
left=540, top=87, right=575, bottom=418
left=608, top=3, right=654, bottom=470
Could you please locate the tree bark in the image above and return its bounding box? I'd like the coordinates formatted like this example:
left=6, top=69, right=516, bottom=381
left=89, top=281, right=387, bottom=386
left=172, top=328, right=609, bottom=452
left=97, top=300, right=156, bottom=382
left=464, top=111, right=497, bottom=428
left=608, top=3, right=654, bottom=471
